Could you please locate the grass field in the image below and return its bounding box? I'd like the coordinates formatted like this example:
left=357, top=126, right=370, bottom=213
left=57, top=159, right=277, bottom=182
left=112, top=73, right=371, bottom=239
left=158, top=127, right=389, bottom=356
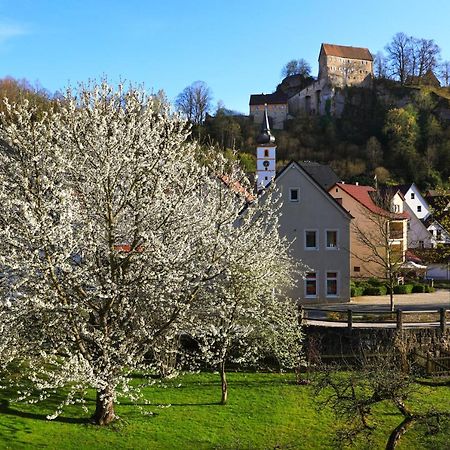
left=0, top=372, right=449, bottom=449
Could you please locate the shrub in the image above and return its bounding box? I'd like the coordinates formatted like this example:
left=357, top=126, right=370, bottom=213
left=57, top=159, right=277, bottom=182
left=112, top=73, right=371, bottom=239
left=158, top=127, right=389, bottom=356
left=425, top=285, right=436, bottom=293
left=363, top=286, right=387, bottom=296
left=351, top=286, right=365, bottom=297
left=393, top=284, right=414, bottom=294
left=412, top=284, right=425, bottom=293
left=367, top=277, right=384, bottom=287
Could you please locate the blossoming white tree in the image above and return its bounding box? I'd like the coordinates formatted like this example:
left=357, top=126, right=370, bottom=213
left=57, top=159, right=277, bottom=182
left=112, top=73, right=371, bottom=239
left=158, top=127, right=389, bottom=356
left=0, top=81, right=299, bottom=424
left=187, top=182, right=304, bottom=404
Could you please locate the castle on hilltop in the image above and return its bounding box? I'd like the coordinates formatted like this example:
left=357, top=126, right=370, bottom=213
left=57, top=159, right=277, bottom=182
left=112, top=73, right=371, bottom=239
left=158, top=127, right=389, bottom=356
left=289, top=43, right=373, bottom=116
left=249, top=43, right=374, bottom=127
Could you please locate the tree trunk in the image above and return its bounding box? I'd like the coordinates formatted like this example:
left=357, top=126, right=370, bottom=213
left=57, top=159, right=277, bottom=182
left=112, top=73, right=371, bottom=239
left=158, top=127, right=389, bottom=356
left=92, top=388, right=116, bottom=425
left=386, top=416, right=415, bottom=450
left=220, top=361, right=228, bottom=405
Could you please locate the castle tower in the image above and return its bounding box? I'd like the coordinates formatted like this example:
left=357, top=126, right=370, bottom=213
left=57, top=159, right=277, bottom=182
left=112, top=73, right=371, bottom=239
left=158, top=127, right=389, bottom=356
left=256, top=105, right=276, bottom=190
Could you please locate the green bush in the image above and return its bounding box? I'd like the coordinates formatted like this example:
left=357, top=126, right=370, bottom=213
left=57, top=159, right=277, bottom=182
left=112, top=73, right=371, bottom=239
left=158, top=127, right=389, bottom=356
left=412, top=284, right=425, bottom=293
left=425, top=285, right=436, bottom=293
left=363, top=286, right=387, bottom=296
left=393, top=284, right=414, bottom=294
left=350, top=286, right=365, bottom=297
left=367, top=277, right=384, bottom=287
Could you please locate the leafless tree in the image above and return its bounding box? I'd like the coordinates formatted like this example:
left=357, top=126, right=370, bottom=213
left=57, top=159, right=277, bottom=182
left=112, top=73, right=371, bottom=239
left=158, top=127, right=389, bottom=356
left=411, top=37, right=441, bottom=80
left=439, top=61, right=450, bottom=86
left=315, top=351, right=450, bottom=450
left=385, top=32, right=413, bottom=85
left=175, top=81, right=212, bottom=125
left=385, top=33, right=441, bottom=85
left=374, top=51, right=389, bottom=79
left=352, top=192, right=407, bottom=311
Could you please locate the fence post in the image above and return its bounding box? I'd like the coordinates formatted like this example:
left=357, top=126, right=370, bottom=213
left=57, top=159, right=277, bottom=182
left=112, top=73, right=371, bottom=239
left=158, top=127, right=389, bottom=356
left=426, top=353, right=432, bottom=375
left=396, top=309, right=403, bottom=330
left=347, top=309, right=353, bottom=329
left=440, top=308, right=447, bottom=333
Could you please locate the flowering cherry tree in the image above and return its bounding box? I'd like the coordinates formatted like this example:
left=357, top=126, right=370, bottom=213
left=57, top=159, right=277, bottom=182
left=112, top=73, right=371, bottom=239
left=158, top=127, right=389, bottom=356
left=185, top=173, right=305, bottom=404
left=0, top=81, right=299, bottom=424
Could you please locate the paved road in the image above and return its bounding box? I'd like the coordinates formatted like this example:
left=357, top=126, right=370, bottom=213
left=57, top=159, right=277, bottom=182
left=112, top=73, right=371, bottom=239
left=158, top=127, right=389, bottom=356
left=313, top=289, right=450, bottom=312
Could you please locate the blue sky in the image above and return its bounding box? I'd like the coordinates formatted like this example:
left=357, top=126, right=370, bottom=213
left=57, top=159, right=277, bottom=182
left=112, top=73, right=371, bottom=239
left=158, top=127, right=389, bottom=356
left=1, top=0, right=450, bottom=114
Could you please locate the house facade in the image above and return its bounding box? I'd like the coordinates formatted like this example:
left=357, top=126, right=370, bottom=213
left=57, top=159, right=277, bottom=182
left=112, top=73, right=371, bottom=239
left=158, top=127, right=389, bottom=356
left=275, top=162, right=352, bottom=303
left=329, top=183, right=408, bottom=279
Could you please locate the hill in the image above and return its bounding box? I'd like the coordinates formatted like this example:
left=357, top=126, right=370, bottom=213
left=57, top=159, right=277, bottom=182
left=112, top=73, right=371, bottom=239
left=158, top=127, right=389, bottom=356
left=201, top=80, right=450, bottom=190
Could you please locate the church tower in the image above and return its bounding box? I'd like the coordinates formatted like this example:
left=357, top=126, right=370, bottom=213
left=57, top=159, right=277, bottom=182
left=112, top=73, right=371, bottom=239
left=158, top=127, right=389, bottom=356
left=256, top=105, right=276, bottom=190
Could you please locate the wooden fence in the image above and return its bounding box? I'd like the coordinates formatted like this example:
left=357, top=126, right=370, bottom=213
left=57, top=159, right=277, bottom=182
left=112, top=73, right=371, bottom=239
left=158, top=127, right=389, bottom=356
left=414, top=350, right=450, bottom=375
left=301, top=306, right=449, bottom=331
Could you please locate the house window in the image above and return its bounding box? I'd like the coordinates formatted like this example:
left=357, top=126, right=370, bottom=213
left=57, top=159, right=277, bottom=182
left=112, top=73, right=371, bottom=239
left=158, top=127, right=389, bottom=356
left=417, top=205, right=422, bottom=213
left=326, top=272, right=338, bottom=297
left=354, top=266, right=361, bottom=273
left=264, top=149, right=269, bottom=157
left=305, top=230, right=318, bottom=250
left=305, top=272, right=317, bottom=297
left=289, top=188, right=299, bottom=202
left=419, top=241, right=424, bottom=248
left=437, top=230, right=442, bottom=240
left=326, top=230, right=338, bottom=249
left=411, top=192, right=415, bottom=199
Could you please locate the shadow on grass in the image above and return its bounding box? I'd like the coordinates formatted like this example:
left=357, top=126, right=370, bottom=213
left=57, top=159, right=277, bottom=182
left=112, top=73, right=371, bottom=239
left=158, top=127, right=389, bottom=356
left=0, top=399, right=90, bottom=424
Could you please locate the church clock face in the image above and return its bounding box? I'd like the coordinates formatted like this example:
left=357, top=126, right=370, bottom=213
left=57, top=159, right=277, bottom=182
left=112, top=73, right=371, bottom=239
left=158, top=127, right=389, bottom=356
left=263, top=160, right=270, bottom=168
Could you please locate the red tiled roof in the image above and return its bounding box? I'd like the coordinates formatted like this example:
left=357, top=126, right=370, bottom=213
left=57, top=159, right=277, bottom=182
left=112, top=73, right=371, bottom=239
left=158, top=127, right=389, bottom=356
left=321, top=43, right=373, bottom=61
left=332, top=183, right=408, bottom=219
left=219, top=174, right=256, bottom=203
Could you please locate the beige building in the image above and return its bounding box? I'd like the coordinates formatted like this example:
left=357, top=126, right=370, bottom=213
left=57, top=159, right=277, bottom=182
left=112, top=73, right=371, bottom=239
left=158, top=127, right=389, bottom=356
left=289, top=43, right=373, bottom=116
left=318, top=43, right=373, bottom=88
left=328, top=183, right=408, bottom=279
left=275, top=162, right=352, bottom=303
left=249, top=92, right=288, bottom=130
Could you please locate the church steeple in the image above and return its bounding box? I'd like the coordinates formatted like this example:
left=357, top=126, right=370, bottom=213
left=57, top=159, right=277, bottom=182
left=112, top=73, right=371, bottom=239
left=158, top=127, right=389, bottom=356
left=256, top=105, right=276, bottom=145
left=256, top=105, right=276, bottom=190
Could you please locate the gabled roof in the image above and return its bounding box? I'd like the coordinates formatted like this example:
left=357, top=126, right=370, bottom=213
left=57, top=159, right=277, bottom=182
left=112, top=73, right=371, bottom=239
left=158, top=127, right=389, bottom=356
left=331, top=183, right=408, bottom=219
left=274, top=161, right=353, bottom=220
left=297, top=161, right=340, bottom=191
left=249, top=92, right=288, bottom=106
left=389, top=184, right=411, bottom=196
left=320, top=43, right=373, bottom=61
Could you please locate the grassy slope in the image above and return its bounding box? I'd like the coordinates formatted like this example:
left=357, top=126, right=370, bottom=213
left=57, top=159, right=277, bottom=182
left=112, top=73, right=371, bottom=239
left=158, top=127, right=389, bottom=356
left=0, top=372, right=449, bottom=449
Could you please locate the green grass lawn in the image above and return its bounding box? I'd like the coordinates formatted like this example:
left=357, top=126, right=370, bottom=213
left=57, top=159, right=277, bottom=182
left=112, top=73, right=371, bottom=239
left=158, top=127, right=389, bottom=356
left=0, top=372, right=449, bottom=449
